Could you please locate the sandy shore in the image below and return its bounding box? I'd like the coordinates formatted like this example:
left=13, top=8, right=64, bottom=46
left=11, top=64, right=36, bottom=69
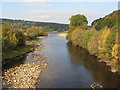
left=36, top=36, right=46, bottom=39
left=57, top=33, right=67, bottom=38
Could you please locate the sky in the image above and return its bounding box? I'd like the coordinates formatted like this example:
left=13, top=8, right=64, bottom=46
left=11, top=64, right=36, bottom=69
left=1, top=1, right=119, bottom=25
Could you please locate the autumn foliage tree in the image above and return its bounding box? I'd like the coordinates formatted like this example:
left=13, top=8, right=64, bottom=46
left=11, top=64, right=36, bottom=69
left=25, top=26, right=46, bottom=40
left=2, top=24, right=26, bottom=52
left=67, top=14, right=88, bottom=41
left=67, top=10, right=120, bottom=71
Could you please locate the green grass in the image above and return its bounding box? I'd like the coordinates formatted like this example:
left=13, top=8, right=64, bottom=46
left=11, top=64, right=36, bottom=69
left=2, top=45, right=34, bottom=61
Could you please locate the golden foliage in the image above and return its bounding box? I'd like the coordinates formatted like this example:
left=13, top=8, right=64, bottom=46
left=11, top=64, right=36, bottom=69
left=98, top=27, right=110, bottom=53
left=71, top=27, right=84, bottom=45
left=112, top=31, right=120, bottom=60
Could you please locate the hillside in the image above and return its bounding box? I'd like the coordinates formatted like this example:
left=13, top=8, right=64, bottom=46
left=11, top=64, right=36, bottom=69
left=92, top=10, right=120, bottom=30
left=1, top=18, right=68, bottom=32
left=67, top=10, right=120, bottom=72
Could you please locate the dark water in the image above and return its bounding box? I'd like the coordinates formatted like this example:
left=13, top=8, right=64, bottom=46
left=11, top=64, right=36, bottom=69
left=36, top=33, right=119, bottom=88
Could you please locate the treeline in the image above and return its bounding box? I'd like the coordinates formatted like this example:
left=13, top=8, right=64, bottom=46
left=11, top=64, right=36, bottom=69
left=67, top=10, right=120, bottom=72
left=1, top=18, right=68, bottom=62
left=1, top=24, right=47, bottom=54
left=25, top=26, right=47, bottom=40
left=1, top=18, right=68, bottom=32
left=2, top=24, right=26, bottom=53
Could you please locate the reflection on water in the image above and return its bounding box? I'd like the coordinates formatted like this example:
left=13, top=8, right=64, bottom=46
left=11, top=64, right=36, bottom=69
left=67, top=44, right=119, bottom=88
left=3, top=33, right=119, bottom=88
left=37, top=33, right=119, bottom=88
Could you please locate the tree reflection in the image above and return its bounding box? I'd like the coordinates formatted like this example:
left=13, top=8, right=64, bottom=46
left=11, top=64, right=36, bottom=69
left=67, top=43, right=119, bottom=88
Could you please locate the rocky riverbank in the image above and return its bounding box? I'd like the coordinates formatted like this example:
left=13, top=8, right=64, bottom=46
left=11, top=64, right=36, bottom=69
left=2, top=38, right=48, bottom=88
left=3, top=61, right=48, bottom=88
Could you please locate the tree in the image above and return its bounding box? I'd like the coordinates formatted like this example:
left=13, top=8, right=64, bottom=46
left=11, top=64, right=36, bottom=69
left=2, top=24, right=26, bottom=52
left=15, top=30, right=26, bottom=46
left=67, top=14, right=88, bottom=41
left=69, top=14, right=88, bottom=29
left=2, top=24, right=11, bottom=37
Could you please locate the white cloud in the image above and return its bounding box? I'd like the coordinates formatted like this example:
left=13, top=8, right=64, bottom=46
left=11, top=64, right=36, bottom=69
left=25, top=2, right=52, bottom=8
left=25, top=4, right=116, bottom=25
left=2, top=1, right=118, bottom=25
left=27, top=10, right=68, bottom=23
left=36, top=15, right=50, bottom=19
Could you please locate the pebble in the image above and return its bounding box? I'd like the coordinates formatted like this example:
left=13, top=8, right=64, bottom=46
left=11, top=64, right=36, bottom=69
left=2, top=42, right=48, bottom=88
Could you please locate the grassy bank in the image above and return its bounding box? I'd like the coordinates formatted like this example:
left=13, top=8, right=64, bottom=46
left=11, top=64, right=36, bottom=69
left=2, top=23, right=47, bottom=62
left=2, top=38, right=48, bottom=88
left=2, top=45, right=33, bottom=61
left=2, top=38, right=43, bottom=62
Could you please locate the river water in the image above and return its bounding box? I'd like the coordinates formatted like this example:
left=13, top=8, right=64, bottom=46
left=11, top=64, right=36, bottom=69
left=36, top=33, right=119, bottom=88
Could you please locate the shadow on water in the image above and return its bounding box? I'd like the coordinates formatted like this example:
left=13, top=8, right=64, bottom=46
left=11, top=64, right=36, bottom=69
left=37, top=33, right=119, bottom=88
left=3, top=33, right=119, bottom=88
left=67, top=43, right=119, bottom=88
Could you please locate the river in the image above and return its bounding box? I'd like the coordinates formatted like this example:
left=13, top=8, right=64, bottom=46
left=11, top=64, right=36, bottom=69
left=36, top=33, right=119, bottom=88
left=3, top=33, right=119, bottom=88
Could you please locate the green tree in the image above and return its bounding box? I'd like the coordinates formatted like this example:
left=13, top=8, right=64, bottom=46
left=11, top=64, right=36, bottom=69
left=67, top=14, right=88, bottom=41
left=69, top=14, right=88, bottom=29
left=15, top=30, right=26, bottom=46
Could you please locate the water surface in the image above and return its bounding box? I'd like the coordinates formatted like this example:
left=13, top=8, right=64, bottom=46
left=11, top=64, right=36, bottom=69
left=36, top=33, right=119, bottom=88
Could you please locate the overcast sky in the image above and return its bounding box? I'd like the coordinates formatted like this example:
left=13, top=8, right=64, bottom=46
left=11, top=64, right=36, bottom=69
left=1, top=1, right=118, bottom=25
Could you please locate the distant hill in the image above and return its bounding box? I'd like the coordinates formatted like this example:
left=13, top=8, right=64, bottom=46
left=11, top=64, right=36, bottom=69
left=92, top=10, right=120, bottom=30
left=1, top=18, right=68, bottom=32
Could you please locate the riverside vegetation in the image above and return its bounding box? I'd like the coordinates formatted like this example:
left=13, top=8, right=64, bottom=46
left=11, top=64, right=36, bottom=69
left=3, top=43, right=48, bottom=88
left=1, top=18, right=68, bottom=32
left=1, top=18, right=68, bottom=62
left=1, top=24, right=47, bottom=61
left=1, top=23, right=49, bottom=88
left=67, top=10, right=120, bottom=73
left=1, top=9, right=119, bottom=88
left=1, top=18, right=67, bottom=88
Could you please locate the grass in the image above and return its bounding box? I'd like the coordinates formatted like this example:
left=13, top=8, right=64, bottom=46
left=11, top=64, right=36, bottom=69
left=2, top=38, right=42, bottom=62
left=2, top=45, right=34, bottom=61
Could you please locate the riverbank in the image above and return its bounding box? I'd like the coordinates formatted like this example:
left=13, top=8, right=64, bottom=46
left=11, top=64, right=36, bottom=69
left=3, top=55, right=48, bottom=88
left=2, top=37, right=44, bottom=63
left=57, top=32, right=67, bottom=38
left=2, top=46, right=34, bottom=63
left=2, top=36, right=48, bottom=88
left=69, top=42, right=119, bottom=74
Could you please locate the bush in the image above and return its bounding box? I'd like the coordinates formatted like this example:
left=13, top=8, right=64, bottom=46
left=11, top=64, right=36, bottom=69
left=103, top=27, right=116, bottom=57
left=25, top=26, right=46, bottom=40
left=112, top=29, right=120, bottom=60
left=87, top=31, right=102, bottom=54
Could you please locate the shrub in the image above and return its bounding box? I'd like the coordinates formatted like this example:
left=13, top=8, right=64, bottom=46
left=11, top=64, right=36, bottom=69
left=112, top=30, right=120, bottom=60
left=87, top=31, right=102, bottom=55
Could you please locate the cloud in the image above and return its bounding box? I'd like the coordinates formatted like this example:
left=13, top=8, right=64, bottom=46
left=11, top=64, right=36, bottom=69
left=25, top=4, right=114, bottom=25
left=2, top=2, right=117, bottom=25
left=25, top=2, right=52, bottom=8
left=27, top=10, right=68, bottom=23
left=35, top=15, right=50, bottom=19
